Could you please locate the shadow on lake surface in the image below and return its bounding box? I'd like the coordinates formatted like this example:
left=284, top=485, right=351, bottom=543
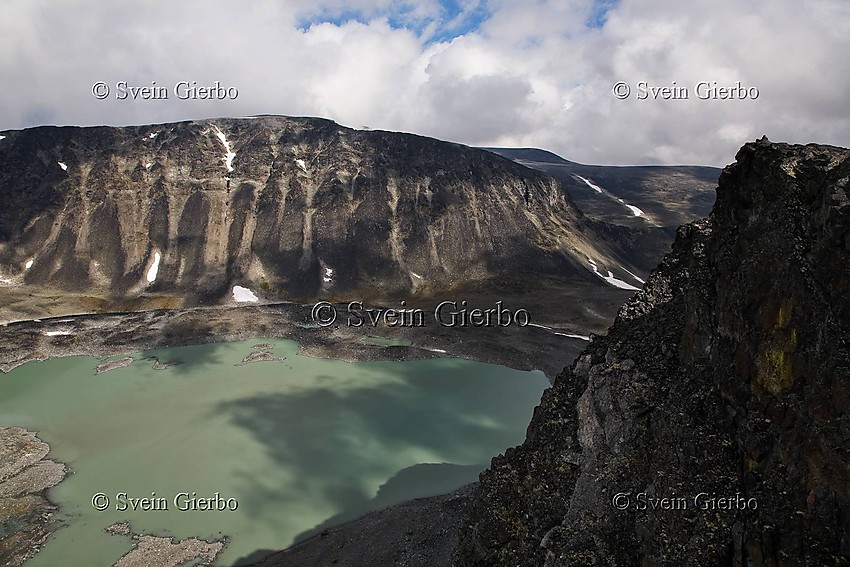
left=291, top=462, right=484, bottom=544
left=135, top=338, right=288, bottom=376
left=229, top=463, right=481, bottom=566
left=0, top=338, right=545, bottom=566
left=216, top=357, right=546, bottom=560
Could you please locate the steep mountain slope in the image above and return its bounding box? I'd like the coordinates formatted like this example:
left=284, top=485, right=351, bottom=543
left=485, top=147, right=719, bottom=229
left=485, top=147, right=720, bottom=274
left=454, top=138, right=850, bottom=565
left=0, top=117, right=644, bottom=322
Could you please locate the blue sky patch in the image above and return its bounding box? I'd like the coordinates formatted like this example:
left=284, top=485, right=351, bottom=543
left=587, top=0, right=619, bottom=28
left=297, top=1, right=491, bottom=43
left=426, top=0, right=490, bottom=43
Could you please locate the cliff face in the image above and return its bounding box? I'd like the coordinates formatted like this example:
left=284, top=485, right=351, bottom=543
left=0, top=117, right=634, bottom=312
left=454, top=139, right=850, bottom=566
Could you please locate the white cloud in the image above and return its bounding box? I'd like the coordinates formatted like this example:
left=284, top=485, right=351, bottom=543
left=0, top=0, right=848, bottom=166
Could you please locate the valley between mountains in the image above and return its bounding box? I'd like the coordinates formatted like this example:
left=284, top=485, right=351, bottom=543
left=0, top=116, right=727, bottom=566
left=0, top=116, right=716, bottom=377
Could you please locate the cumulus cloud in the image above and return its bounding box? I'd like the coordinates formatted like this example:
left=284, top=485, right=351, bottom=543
left=0, top=0, right=848, bottom=166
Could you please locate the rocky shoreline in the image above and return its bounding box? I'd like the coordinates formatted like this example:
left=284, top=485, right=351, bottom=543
left=106, top=521, right=227, bottom=567
left=243, top=484, right=476, bottom=567
left=0, top=294, right=609, bottom=565
left=0, top=428, right=68, bottom=566
left=0, top=294, right=608, bottom=381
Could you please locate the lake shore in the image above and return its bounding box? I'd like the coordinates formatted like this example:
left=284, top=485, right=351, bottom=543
left=0, top=427, right=68, bottom=566
left=0, top=334, right=552, bottom=566
left=0, top=295, right=607, bottom=565
left=0, top=301, right=591, bottom=381
left=242, top=484, right=477, bottom=567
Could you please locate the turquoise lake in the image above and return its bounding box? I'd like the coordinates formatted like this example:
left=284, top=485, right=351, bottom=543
left=0, top=339, right=548, bottom=565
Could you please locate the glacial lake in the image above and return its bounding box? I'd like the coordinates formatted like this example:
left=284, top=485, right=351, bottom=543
left=0, top=339, right=548, bottom=565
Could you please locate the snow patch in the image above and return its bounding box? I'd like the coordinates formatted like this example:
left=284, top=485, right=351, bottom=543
left=232, top=285, right=258, bottom=303
left=621, top=267, right=646, bottom=285
left=613, top=197, right=643, bottom=216
left=576, top=175, right=645, bottom=218
left=323, top=267, right=334, bottom=283
left=625, top=204, right=645, bottom=217
left=527, top=323, right=591, bottom=341
left=44, top=330, right=73, bottom=337
left=295, top=159, right=307, bottom=172
left=587, top=257, right=641, bottom=291
left=602, top=269, right=641, bottom=290
left=25, top=259, right=34, bottom=270
left=410, top=272, right=423, bottom=280
left=148, top=131, right=160, bottom=139
left=146, top=251, right=161, bottom=283
left=558, top=333, right=591, bottom=341
left=58, top=161, right=67, bottom=171
left=145, top=163, right=153, bottom=170
left=212, top=126, right=236, bottom=172
left=0, top=135, right=6, bottom=141
left=425, top=347, right=447, bottom=354
left=615, top=198, right=645, bottom=217
left=576, top=175, right=604, bottom=194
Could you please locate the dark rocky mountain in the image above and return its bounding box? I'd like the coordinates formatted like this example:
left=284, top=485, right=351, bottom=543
left=12, top=118, right=837, bottom=566
left=454, top=139, right=850, bottom=566
left=0, top=117, right=652, bottom=323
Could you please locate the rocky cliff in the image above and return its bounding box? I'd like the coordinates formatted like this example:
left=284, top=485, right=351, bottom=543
left=0, top=117, right=643, bottom=319
left=453, top=139, right=850, bottom=566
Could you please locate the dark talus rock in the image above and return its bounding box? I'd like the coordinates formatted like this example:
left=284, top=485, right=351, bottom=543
left=242, top=484, right=476, bottom=567
left=0, top=117, right=644, bottom=320
left=453, top=139, right=850, bottom=566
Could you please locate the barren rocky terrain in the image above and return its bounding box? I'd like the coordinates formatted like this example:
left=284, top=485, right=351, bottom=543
left=0, top=428, right=68, bottom=566
left=0, top=116, right=653, bottom=324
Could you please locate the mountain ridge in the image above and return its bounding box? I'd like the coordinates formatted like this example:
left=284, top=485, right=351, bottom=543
left=231, top=139, right=849, bottom=567
left=486, top=146, right=720, bottom=229
left=0, top=116, right=652, bottom=323
left=454, top=138, right=850, bottom=565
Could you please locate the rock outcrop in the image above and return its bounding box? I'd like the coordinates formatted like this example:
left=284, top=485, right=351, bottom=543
left=0, top=117, right=639, bottom=315
left=0, top=428, right=68, bottom=566
left=244, top=485, right=476, bottom=567
left=454, top=139, right=850, bottom=566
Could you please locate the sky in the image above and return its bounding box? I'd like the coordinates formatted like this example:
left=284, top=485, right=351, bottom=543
left=1, top=0, right=848, bottom=166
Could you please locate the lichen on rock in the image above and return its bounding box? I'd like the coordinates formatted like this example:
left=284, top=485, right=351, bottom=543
left=453, top=140, right=850, bottom=566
